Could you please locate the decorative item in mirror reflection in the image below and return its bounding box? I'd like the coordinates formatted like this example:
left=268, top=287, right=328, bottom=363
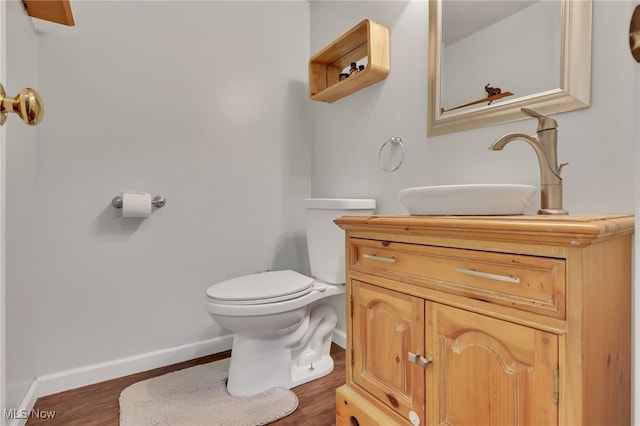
left=485, top=84, right=501, bottom=97
left=442, top=84, right=514, bottom=113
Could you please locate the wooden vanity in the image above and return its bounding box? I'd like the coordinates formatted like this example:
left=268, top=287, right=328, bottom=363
left=334, top=214, right=634, bottom=426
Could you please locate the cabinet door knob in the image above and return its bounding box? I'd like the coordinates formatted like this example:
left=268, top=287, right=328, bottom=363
left=418, top=356, right=432, bottom=369
left=408, top=352, right=432, bottom=369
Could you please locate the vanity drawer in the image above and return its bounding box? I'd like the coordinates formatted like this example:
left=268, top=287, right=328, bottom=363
left=351, top=239, right=566, bottom=318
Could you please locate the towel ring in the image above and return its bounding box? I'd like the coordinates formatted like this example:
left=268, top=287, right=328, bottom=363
left=378, top=137, right=405, bottom=172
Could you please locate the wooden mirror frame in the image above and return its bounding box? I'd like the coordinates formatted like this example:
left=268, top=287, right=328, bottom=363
left=427, top=0, right=592, bottom=136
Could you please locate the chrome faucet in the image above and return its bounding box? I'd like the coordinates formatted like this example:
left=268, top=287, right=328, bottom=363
left=489, top=108, right=569, bottom=215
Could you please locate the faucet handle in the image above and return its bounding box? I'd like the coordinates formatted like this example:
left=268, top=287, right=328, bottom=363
left=521, top=108, right=557, bottom=132
left=558, top=161, right=569, bottom=175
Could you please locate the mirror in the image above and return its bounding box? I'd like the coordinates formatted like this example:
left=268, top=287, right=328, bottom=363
left=428, top=0, right=592, bottom=136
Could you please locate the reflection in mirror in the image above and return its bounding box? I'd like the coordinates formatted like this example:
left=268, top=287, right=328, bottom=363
left=428, top=0, right=592, bottom=136
left=442, top=1, right=560, bottom=112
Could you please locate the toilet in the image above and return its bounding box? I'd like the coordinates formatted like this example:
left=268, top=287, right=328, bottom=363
left=204, top=198, right=375, bottom=396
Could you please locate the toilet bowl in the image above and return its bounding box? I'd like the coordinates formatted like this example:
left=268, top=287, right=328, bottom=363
left=205, top=270, right=344, bottom=396
left=204, top=198, right=375, bottom=396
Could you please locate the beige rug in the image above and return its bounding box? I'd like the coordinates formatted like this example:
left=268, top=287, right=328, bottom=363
left=119, top=358, right=299, bottom=426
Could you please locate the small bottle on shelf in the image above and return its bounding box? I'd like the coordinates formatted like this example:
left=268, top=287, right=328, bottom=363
left=349, top=62, right=358, bottom=75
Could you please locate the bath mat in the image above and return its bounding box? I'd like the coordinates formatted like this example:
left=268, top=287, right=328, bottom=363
left=119, top=358, right=298, bottom=426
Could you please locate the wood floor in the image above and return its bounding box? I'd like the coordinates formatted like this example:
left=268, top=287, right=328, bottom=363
left=25, top=344, right=345, bottom=426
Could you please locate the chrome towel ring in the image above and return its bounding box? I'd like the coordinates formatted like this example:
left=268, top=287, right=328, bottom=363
left=378, top=136, right=405, bottom=172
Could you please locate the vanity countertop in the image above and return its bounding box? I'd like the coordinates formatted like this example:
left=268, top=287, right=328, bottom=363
left=335, top=214, right=635, bottom=249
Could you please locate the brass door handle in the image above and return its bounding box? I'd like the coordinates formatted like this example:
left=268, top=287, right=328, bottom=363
left=0, top=84, right=44, bottom=126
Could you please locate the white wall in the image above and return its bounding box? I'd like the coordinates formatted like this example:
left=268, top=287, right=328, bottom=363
left=9, top=0, right=311, bottom=387
left=310, top=1, right=430, bottom=212
left=5, top=0, right=39, bottom=412
left=310, top=1, right=635, bottom=216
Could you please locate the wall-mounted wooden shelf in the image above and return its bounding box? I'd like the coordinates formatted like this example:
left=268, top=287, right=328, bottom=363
left=23, top=0, right=75, bottom=26
left=309, top=19, right=389, bottom=103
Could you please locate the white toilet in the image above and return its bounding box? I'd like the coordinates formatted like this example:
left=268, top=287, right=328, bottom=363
left=204, top=198, right=375, bottom=396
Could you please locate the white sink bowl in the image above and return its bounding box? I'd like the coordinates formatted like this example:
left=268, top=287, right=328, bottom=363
left=399, top=184, right=537, bottom=216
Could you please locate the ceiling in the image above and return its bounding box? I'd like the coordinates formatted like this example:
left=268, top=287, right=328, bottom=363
left=442, top=0, right=538, bottom=46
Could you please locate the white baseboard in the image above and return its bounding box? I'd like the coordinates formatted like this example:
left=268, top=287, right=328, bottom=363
left=8, top=380, right=38, bottom=426
left=36, top=334, right=234, bottom=398
left=11, top=331, right=347, bottom=426
left=10, top=334, right=234, bottom=426
left=332, top=329, right=346, bottom=349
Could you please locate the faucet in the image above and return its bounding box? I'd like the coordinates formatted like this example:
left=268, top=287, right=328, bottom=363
left=489, top=108, right=569, bottom=215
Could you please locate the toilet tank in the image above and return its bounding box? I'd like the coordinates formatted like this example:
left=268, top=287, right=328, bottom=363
left=303, top=198, right=376, bottom=284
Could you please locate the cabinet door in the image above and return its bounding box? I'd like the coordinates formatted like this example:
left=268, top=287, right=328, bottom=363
left=352, top=280, right=425, bottom=424
left=427, top=302, right=558, bottom=425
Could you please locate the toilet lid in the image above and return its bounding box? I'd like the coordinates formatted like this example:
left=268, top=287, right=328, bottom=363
left=206, top=270, right=314, bottom=305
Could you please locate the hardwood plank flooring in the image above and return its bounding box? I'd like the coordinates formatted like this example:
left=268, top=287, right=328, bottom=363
left=25, top=344, right=345, bottom=426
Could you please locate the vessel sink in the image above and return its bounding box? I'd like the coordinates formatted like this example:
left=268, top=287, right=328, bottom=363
left=399, top=184, right=537, bottom=216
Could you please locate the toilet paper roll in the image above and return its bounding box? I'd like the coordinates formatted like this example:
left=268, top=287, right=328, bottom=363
left=121, top=192, right=152, bottom=217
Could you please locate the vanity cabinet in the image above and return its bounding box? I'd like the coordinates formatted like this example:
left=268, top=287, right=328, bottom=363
left=335, top=215, right=633, bottom=426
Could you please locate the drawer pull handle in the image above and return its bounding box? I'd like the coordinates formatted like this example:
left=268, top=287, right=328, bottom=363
left=363, top=253, right=397, bottom=264
left=456, top=267, right=520, bottom=284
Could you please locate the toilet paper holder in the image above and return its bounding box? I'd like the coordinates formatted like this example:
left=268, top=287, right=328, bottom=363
left=111, top=194, right=166, bottom=209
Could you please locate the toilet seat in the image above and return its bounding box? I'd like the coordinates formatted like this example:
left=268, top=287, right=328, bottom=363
left=207, top=270, right=314, bottom=305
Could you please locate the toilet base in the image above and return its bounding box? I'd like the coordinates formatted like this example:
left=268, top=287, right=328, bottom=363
left=290, top=353, right=334, bottom=388
left=225, top=300, right=339, bottom=397
left=226, top=335, right=336, bottom=397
